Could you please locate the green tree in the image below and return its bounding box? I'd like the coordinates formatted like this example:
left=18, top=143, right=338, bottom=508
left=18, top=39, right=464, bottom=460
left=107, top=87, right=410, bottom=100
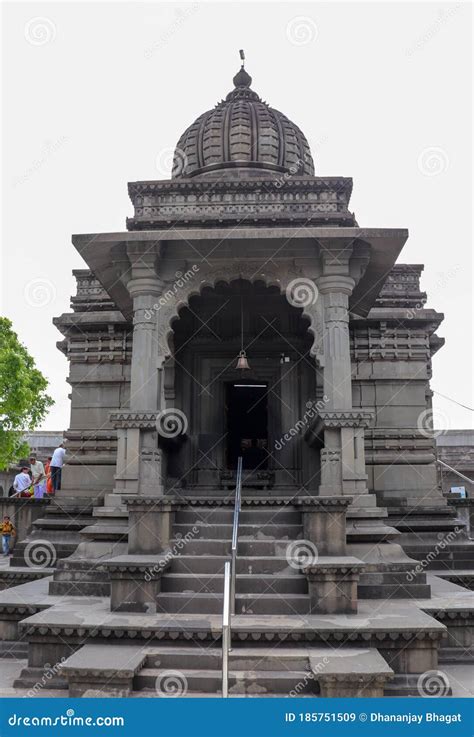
left=0, top=317, right=53, bottom=469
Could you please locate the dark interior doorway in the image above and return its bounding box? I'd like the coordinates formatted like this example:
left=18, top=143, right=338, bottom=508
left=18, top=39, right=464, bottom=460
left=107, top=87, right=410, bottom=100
left=226, top=382, right=268, bottom=470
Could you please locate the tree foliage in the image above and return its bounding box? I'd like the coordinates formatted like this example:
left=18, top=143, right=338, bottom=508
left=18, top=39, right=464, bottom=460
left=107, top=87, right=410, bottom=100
left=0, top=317, right=54, bottom=469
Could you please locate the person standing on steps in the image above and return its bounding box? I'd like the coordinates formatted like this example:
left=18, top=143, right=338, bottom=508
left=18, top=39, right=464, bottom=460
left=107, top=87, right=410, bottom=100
left=1, top=516, right=16, bottom=556
left=44, top=456, right=54, bottom=495
left=29, top=454, right=46, bottom=498
left=50, top=443, right=66, bottom=494
left=12, top=467, right=33, bottom=497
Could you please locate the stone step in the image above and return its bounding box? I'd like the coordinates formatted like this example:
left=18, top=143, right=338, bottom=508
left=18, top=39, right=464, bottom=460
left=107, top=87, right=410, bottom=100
left=80, top=524, right=129, bottom=541
left=358, top=583, right=431, bottom=599
left=155, top=592, right=309, bottom=615
left=129, top=691, right=316, bottom=698
left=173, top=523, right=302, bottom=539
left=170, top=555, right=301, bottom=575
left=49, top=580, right=110, bottom=597
left=168, top=538, right=303, bottom=557
left=431, top=571, right=474, bottom=590
left=9, top=543, right=76, bottom=566
left=32, top=517, right=90, bottom=531
left=359, top=570, right=427, bottom=585
left=144, top=646, right=310, bottom=672
left=161, top=573, right=307, bottom=594
left=0, top=640, right=28, bottom=659
left=176, top=508, right=302, bottom=525
left=13, top=667, right=68, bottom=691
left=93, top=508, right=128, bottom=518
left=134, top=668, right=314, bottom=695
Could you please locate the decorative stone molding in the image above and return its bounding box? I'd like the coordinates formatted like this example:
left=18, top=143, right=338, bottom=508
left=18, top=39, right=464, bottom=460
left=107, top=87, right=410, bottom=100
left=103, top=555, right=171, bottom=574
left=124, top=496, right=182, bottom=509
left=181, top=497, right=303, bottom=507
left=292, top=496, right=352, bottom=510
left=18, top=620, right=446, bottom=646
left=110, top=411, right=158, bottom=429
left=317, top=673, right=392, bottom=698
left=127, top=177, right=356, bottom=230
left=319, top=449, right=341, bottom=466
left=302, top=560, right=365, bottom=576
left=318, top=410, right=374, bottom=429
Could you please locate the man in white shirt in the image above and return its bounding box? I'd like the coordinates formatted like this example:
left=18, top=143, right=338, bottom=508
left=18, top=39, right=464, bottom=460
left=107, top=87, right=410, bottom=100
left=29, top=454, right=45, bottom=498
left=50, top=443, right=66, bottom=494
left=13, top=467, right=32, bottom=496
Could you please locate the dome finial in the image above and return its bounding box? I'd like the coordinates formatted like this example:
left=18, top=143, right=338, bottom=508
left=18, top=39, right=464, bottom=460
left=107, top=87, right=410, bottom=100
left=233, top=49, right=252, bottom=88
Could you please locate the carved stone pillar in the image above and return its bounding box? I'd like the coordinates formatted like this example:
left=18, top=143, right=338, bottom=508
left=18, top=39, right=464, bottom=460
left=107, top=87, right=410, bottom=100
left=316, top=264, right=372, bottom=498
left=111, top=244, right=166, bottom=497
left=318, top=275, right=354, bottom=412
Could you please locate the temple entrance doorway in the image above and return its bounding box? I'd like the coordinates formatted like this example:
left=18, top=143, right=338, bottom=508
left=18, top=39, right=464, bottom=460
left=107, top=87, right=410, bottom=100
left=226, top=382, right=268, bottom=470
left=168, top=279, right=322, bottom=490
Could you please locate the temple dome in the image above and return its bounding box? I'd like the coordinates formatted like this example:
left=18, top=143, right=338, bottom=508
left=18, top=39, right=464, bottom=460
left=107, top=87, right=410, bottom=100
left=172, top=65, right=315, bottom=179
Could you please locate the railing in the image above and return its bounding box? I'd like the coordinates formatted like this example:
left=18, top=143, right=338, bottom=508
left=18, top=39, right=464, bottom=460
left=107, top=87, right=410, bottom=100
left=222, top=560, right=231, bottom=698
left=231, top=456, right=243, bottom=614
left=437, top=459, right=474, bottom=488
left=221, top=456, right=243, bottom=698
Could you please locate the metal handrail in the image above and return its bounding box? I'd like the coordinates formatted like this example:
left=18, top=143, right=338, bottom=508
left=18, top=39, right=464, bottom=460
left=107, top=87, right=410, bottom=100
left=230, top=456, right=243, bottom=614
left=222, top=560, right=231, bottom=698
left=222, top=457, right=243, bottom=698
left=437, top=459, right=473, bottom=486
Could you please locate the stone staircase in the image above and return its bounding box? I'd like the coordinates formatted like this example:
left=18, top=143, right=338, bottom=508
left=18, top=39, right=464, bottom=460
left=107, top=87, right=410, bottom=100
left=133, top=646, right=315, bottom=697
left=53, top=643, right=394, bottom=698
left=9, top=498, right=97, bottom=568
left=157, top=504, right=309, bottom=616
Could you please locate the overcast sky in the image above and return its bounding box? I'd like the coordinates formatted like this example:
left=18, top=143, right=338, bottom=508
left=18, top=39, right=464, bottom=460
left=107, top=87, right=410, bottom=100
left=1, top=1, right=472, bottom=432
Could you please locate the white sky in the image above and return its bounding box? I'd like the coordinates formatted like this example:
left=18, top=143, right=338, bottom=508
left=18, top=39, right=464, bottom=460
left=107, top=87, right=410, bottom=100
left=1, top=1, right=473, bottom=431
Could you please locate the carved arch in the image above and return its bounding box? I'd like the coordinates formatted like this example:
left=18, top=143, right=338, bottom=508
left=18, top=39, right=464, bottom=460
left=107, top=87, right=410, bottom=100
left=156, top=263, right=324, bottom=366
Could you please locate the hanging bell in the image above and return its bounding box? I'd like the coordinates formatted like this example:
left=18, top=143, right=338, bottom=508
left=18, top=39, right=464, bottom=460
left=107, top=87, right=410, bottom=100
left=236, top=350, right=250, bottom=370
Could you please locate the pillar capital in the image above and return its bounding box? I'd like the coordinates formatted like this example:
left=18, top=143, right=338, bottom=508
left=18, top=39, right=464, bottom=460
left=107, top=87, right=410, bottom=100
left=317, top=274, right=355, bottom=296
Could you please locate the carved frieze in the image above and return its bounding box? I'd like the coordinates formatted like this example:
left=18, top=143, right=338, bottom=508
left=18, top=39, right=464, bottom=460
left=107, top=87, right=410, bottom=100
left=110, top=411, right=158, bottom=429
left=127, top=177, right=356, bottom=230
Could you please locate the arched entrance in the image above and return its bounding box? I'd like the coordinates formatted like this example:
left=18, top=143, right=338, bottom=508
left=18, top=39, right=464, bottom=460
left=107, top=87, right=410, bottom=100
left=165, top=279, right=322, bottom=490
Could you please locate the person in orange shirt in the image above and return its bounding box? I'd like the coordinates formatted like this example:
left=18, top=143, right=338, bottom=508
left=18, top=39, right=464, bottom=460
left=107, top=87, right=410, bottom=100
left=44, top=456, right=54, bottom=495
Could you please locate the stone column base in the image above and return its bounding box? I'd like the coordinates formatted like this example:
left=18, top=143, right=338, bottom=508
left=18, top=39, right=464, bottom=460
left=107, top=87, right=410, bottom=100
left=294, top=496, right=352, bottom=556
left=302, top=557, right=364, bottom=614
left=125, top=496, right=182, bottom=555
left=104, top=554, right=171, bottom=613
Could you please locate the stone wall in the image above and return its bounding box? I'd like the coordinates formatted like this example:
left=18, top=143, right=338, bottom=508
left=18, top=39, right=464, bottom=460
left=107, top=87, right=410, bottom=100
left=0, top=498, right=51, bottom=547
left=350, top=265, right=445, bottom=509
left=53, top=270, right=132, bottom=499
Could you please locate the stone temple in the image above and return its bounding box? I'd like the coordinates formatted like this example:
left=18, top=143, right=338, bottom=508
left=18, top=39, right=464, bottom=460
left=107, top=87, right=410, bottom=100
left=1, top=62, right=473, bottom=698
